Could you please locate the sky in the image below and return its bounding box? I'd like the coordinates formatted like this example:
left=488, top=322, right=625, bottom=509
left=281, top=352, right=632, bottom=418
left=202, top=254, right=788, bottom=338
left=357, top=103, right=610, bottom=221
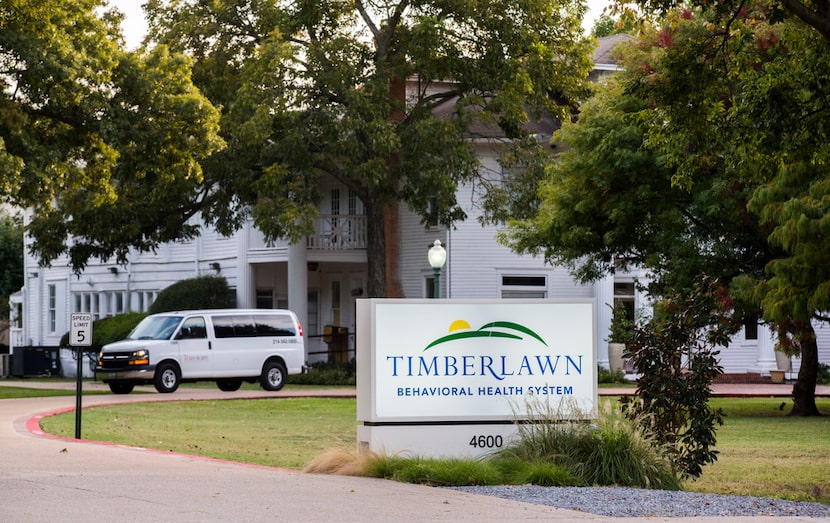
left=112, top=1, right=147, bottom=49
left=111, top=1, right=611, bottom=50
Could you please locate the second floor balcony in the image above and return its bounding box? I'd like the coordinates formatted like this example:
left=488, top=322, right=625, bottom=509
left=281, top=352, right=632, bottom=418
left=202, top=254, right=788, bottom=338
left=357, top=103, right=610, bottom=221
left=248, top=214, right=367, bottom=252
left=307, top=214, right=367, bottom=250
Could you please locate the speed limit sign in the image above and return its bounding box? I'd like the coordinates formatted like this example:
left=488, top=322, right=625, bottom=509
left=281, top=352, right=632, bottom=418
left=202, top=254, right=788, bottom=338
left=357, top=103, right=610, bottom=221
left=70, top=313, right=93, bottom=346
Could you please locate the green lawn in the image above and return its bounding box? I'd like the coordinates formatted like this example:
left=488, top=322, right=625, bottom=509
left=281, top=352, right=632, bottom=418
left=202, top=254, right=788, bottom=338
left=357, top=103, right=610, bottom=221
left=21, top=385, right=830, bottom=503
left=686, top=397, right=830, bottom=502
left=39, top=397, right=356, bottom=470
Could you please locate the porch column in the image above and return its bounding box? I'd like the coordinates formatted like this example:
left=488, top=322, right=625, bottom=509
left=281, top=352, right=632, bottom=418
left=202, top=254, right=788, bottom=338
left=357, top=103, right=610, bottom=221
left=595, top=274, right=614, bottom=370
left=754, top=324, right=778, bottom=376
left=287, top=240, right=308, bottom=352
left=236, top=223, right=253, bottom=307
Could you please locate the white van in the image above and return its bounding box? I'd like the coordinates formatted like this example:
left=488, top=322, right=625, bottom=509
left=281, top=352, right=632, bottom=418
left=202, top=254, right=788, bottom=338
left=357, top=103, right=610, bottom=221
left=94, top=309, right=304, bottom=394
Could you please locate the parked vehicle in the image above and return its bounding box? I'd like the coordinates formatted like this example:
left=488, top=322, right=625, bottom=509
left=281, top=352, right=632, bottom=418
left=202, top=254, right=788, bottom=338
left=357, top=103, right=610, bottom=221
left=95, top=309, right=304, bottom=394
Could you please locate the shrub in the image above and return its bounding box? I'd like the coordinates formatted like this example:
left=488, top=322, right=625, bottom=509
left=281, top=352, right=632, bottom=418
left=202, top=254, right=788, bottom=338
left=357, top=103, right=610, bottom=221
left=366, top=456, right=502, bottom=486
left=148, top=275, right=234, bottom=313
left=598, top=365, right=626, bottom=384
left=503, top=459, right=579, bottom=487
left=608, top=302, right=633, bottom=344
left=59, top=312, right=147, bottom=352
left=623, top=278, right=734, bottom=480
left=290, top=360, right=356, bottom=386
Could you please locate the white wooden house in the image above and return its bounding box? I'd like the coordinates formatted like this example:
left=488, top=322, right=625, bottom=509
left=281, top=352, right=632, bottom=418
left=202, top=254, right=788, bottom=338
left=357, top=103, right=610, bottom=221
left=8, top=36, right=826, bottom=379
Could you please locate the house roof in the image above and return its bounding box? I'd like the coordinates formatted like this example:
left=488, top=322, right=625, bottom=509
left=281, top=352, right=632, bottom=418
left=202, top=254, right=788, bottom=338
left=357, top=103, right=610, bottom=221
left=592, top=33, right=633, bottom=68
left=424, top=35, right=633, bottom=140
left=429, top=94, right=561, bottom=140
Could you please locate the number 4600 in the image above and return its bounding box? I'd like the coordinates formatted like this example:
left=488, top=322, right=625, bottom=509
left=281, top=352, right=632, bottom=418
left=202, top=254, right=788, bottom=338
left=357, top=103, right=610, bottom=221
left=469, top=434, right=503, bottom=449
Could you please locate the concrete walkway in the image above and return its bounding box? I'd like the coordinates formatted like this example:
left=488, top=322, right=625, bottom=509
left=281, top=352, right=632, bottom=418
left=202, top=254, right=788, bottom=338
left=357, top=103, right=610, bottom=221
left=0, top=380, right=827, bottom=522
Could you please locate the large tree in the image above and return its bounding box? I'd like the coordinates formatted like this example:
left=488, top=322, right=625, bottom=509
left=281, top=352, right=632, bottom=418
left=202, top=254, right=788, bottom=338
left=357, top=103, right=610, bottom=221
left=143, top=0, right=595, bottom=297
left=506, top=7, right=828, bottom=415
left=0, top=213, right=23, bottom=336
left=628, top=0, right=830, bottom=43
left=0, top=0, right=224, bottom=269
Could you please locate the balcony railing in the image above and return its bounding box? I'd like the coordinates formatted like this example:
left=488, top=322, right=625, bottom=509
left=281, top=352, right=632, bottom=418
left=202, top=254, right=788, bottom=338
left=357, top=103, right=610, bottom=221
left=307, top=214, right=367, bottom=250
left=247, top=214, right=367, bottom=251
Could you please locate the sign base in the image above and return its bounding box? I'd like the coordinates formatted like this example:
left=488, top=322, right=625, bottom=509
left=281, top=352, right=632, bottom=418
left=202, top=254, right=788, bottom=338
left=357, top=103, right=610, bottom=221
left=357, top=423, right=522, bottom=459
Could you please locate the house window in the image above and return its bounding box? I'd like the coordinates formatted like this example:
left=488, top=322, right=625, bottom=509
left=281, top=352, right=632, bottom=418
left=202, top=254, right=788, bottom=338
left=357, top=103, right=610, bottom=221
left=331, top=189, right=340, bottom=220
left=349, top=190, right=358, bottom=216
left=307, top=289, right=320, bottom=336
left=744, top=321, right=758, bottom=341
left=109, top=291, right=126, bottom=315
left=426, top=197, right=439, bottom=228
left=74, top=292, right=100, bottom=319
left=331, top=280, right=341, bottom=326
left=256, top=289, right=274, bottom=309
left=613, top=281, right=636, bottom=323
left=501, top=275, right=547, bottom=298
left=48, top=284, right=57, bottom=334
left=133, top=291, right=157, bottom=312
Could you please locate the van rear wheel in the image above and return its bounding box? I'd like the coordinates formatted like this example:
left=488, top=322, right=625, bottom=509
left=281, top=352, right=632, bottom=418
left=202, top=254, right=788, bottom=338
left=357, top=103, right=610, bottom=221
left=217, top=379, right=242, bottom=392
left=154, top=362, right=180, bottom=393
left=260, top=360, right=287, bottom=391
left=108, top=382, right=134, bottom=394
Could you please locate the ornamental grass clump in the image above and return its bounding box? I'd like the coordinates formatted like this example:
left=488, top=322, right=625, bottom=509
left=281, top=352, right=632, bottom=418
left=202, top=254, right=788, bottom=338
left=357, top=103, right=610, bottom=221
left=497, top=398, right=680, bottom=490
left=365, top=455, right=503, bottom=486
left=574, top=402, right=679, bottom=489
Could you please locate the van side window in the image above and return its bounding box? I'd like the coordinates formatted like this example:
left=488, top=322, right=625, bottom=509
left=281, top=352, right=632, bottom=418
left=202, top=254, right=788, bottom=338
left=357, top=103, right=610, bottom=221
left=212, top=316, right=235, bottom=338
left=254, top=314, right=296, bottom=336
left=235, top=315, right=257, bottom=337
left=212, top=314, right=296, bottom=338
left=212, top=315, right=257, bottom=338
left=177, top=317, right=207, bottom=339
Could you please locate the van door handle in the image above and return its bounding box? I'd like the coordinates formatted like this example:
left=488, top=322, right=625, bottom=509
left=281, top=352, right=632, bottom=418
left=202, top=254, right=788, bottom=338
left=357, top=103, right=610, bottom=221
left=208, top=341, right=212, bottom=350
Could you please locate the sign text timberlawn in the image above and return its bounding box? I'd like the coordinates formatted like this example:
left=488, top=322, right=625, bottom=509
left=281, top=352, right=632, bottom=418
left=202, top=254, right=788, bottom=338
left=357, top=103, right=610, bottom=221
left=357, top=299, right=597, bottom=426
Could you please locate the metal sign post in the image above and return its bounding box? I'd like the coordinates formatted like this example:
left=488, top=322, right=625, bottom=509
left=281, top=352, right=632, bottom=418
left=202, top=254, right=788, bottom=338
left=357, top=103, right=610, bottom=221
left=70, top=313, right=93, bottom=439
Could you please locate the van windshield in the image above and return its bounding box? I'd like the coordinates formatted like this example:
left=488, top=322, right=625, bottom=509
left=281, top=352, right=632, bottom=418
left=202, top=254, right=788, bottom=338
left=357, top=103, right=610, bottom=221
left=128, top=316, right=183, bottom=340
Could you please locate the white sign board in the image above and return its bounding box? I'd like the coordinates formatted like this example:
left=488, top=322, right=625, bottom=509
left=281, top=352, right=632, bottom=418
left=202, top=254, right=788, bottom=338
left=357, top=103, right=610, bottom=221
left=70, top=313, right=93, bottom=347
left=357, top=299, right=596, bottom=458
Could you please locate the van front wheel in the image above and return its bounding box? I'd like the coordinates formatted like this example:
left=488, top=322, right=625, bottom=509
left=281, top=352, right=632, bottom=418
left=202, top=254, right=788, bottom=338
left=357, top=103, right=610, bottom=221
left=154, top=363, right=180, bottom=393
left=260, top=360, right=287, bottom=391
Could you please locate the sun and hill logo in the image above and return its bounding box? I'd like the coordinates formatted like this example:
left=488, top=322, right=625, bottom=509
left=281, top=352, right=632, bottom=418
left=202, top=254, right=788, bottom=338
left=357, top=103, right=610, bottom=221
left=424, top=320, right=549, bottom=351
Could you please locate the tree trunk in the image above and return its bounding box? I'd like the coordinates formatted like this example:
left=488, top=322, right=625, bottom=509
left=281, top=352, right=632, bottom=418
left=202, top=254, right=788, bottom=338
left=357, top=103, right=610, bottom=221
left=788, top=322, right=821, bottom=416
left=365, top=199, right=386, bottom=298
left=384, top=198, right=403, bottom=298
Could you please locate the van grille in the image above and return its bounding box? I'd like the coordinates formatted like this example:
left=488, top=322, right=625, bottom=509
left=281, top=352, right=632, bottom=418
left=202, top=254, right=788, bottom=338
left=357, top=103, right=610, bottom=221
left=98, top=352, right=135, bottom=369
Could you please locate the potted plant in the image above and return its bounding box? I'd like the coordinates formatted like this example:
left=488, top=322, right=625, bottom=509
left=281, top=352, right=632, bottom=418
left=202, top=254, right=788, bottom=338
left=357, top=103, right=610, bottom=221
left=607, top=303, right=633, bottom=373
left=772, top=334, right=799, bottom=383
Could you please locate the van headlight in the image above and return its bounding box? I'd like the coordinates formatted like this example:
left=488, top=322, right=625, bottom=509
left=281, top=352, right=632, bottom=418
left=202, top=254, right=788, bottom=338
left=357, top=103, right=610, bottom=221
left=129, top=349, right=150, bottom=366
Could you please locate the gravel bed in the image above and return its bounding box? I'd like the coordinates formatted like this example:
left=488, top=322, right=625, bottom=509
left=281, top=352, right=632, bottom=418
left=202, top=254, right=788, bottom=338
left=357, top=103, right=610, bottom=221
left=447, top=486, right=830, bottom=518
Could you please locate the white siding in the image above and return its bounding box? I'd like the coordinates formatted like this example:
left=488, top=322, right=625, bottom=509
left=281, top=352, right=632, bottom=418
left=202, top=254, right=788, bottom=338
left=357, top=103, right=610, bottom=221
left=398, top=149, right=592, bottom=301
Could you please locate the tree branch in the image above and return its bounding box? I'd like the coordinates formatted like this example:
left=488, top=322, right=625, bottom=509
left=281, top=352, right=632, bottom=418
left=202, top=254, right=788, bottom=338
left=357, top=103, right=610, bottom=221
left=780, top=0, right=830, bottom=42
left=355, top=0, right=381, bottom=42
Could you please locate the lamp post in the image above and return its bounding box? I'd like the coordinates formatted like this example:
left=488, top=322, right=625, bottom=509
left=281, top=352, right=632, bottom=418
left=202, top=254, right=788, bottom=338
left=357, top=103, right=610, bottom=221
left=428, top=239, right=447, bottom=299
